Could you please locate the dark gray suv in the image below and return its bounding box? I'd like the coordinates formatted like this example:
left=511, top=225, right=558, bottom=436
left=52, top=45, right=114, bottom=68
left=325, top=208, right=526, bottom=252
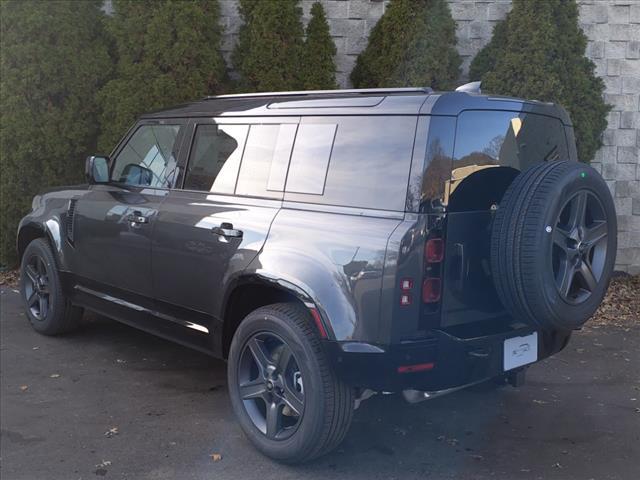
left=17, top=87, right=617, bottom=463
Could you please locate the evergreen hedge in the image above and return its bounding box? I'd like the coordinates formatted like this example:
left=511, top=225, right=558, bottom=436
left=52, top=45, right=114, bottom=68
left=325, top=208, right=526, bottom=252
left=232, top=0, right=305, bottom=92
left=302, top=2, right=337, bottom=90
left=98, top=0, right=227, bottom=153
left=469, top=0, right=609, bottom=162
left=351, top=0, right=461, bottom=90
left=0, top=0, right=111, bottom=266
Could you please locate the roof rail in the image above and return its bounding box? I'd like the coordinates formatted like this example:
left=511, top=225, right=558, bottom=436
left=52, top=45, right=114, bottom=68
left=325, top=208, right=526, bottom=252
left=205, top=87, right=433, bottom=100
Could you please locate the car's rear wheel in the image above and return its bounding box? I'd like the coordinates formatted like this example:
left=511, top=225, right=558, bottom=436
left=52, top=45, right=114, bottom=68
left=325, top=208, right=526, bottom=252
left=227, top=303, right=353, bottom=463
left=491, top=161, right=616, bottom=331
left=20, top=238, right=83, bottom=335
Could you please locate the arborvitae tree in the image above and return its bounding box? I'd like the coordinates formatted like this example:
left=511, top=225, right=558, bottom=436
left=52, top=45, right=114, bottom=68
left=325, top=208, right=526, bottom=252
left=302, top=2, right=337, bottom=90
left=0, top=0, right=111, bottom=266
left=231, top=0, right=260, bottom=87
left=98, top=0, right=227, bottom=152
left=350, top=0, right=461, bottom=90
left=468, top=18, right=508, bottom=82
left=232, top=0, right=305, bottom=92
left=469, top=0, right=609, bottom=162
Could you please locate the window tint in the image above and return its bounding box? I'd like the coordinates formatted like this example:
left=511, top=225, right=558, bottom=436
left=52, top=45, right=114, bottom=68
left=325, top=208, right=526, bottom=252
left=447, top=110, right=569, bottom=212
left=284, top=116, right=417, bottom=211
left=453, top=111, right=568, bottom=170
left=286, top=124, right=336, bottom=195
left=112, top=124, right=183, bottom=187
left=184, top=124, right=248, bottom=193
left=236, top=124, right=297, bottom=198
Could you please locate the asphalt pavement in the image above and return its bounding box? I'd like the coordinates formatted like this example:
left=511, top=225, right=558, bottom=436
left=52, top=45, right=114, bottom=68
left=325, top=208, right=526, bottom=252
left=1, top=287, right=639, bottom=480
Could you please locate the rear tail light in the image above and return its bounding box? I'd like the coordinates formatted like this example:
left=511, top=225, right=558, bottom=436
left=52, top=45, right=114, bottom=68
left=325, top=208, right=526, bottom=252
left=400, top=278, right=413, bottom=290
left=399, top=278, right=414, bottom=305
left=422, top=278, right=441, bottom=303
left=425, top=238, right=444, bottom=263
left=400, top=293, right=412, bottom=306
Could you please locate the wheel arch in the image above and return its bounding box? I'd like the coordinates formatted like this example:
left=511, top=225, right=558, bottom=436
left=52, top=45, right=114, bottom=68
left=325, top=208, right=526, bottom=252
left=17, top=222, right=58, bottom=264
left=221, top=275, right=331, bottom=359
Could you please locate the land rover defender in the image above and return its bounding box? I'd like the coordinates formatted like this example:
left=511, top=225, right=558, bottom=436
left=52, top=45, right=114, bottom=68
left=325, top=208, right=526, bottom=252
left=17, top=87, right=617, bottom=463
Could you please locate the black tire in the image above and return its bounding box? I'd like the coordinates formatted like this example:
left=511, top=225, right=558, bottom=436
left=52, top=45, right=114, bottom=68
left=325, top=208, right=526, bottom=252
left=227, top=303, right=353, bottom=463
left=491, top=161, right=616, bottom=331
left=20, top=238, right=83, bottom=335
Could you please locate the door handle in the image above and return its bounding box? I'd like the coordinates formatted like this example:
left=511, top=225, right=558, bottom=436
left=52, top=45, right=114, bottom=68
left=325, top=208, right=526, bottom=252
left=127, top=210, right=148, bottom=224
left=211, top=222, right=242, bottom=238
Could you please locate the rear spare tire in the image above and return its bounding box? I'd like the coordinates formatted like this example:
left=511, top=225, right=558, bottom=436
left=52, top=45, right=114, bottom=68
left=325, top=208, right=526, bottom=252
left=491, top=161, right=616, bottom=331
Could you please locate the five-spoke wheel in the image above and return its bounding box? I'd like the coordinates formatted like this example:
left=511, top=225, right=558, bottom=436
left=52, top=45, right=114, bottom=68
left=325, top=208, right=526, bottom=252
left=20, top=238, right=83, bottom=335
left=552, top=190, right=608, bottom=304
left=23, top=254, right=51, bottom=321
left=238, top=333, right=305, bottom=440
left=227, top=303, right=353, bottom=463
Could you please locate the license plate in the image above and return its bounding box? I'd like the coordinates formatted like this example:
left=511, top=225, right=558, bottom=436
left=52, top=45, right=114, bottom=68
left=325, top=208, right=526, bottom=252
left=503, top=332, right=538, bottom=371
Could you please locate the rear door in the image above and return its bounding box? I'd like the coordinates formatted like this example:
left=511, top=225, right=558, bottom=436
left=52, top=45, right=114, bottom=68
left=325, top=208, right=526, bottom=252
left=441, top=110, right=570, bottom=327
left=151, top=117, right=298, bottom=341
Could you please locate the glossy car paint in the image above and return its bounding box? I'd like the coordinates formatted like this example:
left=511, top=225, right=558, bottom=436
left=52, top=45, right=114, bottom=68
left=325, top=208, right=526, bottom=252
left=17, top=90, right=576, bottom=391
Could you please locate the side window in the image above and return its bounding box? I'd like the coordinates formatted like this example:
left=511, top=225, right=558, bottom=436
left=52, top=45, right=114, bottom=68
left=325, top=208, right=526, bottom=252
left=111, top=124, right=183, bottom=188
left=183, top=124, right=249, bottom=193
left=285, top=124, right=336, bottom=195
left=235, top=124, right=297, bottom=199
left=284, top=116, right=417, bottom=211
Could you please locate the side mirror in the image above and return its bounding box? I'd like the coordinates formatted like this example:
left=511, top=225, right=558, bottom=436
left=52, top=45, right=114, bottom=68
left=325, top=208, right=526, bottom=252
left=119, top=163, right=153, bottom=186
left=85, top=156, right=110, bottom=184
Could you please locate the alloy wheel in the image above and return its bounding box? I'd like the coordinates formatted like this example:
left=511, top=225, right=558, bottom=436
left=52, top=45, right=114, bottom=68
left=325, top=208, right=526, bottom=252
left=23, top=255, right=51, bottom=321
left=237, top=332, right=305, bottom=440
left=551, top=190, right=608, bottom=304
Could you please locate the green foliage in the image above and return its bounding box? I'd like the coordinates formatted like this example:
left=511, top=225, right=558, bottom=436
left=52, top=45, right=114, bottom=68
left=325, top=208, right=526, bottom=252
left=301, top=2, right=337, bottom=90
left=469, top=0, right=610, bottom=162
left=468, top=19, right=508, bottom=82
left=232, top=0, right=305, bottom=91
left=98, top=0, right=227, bottom=152
left=350, top=0, right=461, bottom=90
left=0, top=0, right=111, bottom=266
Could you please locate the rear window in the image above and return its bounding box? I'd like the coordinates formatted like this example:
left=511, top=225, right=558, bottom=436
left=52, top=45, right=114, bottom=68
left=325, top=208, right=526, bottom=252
left=284, top=116, right=417, bottom=211
left=453, top=110, right=569, bottom=170
left=446, top=110, right=570, bottom=212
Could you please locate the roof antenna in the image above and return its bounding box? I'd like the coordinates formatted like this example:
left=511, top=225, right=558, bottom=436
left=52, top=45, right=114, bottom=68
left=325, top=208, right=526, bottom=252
left=455, top=81, right=482, bottom=94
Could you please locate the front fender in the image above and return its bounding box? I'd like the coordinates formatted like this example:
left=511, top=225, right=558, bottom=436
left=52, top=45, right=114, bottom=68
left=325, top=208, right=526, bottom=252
left=17, top=187, right=89, bottom=270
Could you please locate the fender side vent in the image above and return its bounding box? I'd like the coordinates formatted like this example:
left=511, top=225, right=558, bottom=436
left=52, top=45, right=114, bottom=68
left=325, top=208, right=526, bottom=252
left=66, top=199, right=77, bottom=244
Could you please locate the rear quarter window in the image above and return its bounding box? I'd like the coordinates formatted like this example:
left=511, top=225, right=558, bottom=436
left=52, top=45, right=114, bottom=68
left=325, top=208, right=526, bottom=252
left=284, top=116, right=417, bottom=211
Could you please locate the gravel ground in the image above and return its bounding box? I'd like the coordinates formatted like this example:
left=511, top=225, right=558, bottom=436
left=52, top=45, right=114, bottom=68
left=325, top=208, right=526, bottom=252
left=1, top=281, right=639, bottom=480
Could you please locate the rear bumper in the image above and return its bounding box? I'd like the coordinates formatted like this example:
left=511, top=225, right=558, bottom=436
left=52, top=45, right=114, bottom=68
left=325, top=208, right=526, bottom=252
left=324, top=326, right=571, bottom=392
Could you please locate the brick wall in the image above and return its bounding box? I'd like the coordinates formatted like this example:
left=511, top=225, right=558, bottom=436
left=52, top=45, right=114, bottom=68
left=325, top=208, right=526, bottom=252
left=227, top=1, right=640, bottom=272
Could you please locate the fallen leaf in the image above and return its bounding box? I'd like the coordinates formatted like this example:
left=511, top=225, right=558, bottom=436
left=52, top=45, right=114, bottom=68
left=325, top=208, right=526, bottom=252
left=19, top=385, right=28, bottom=391
left=210, top=453, right=222, bottom=462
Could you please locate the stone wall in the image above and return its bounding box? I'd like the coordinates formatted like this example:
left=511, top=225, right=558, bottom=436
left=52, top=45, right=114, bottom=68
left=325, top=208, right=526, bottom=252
left=228, top=1, right=640, bottom=272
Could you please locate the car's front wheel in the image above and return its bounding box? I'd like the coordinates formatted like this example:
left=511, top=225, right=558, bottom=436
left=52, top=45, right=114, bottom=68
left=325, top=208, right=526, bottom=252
left=227, top=303, right=353, bottom=463
left=20, top=238, right=83, bottom=335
